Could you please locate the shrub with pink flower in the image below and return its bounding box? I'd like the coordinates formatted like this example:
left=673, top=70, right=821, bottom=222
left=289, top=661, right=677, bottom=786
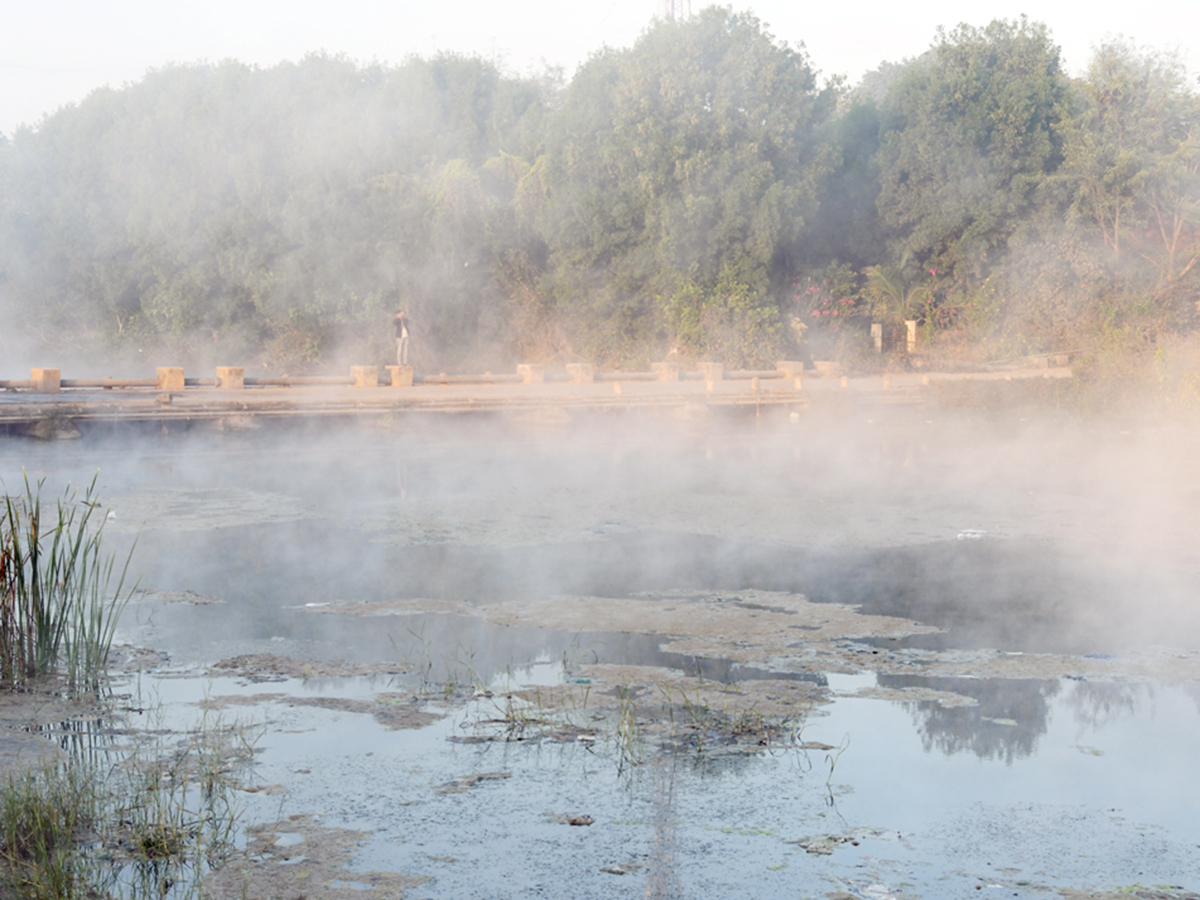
left=793, top=276, right=863, bottom=334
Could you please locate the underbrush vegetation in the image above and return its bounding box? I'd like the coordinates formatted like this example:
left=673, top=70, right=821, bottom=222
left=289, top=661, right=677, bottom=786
left=0, top=709, right=246, bottom=900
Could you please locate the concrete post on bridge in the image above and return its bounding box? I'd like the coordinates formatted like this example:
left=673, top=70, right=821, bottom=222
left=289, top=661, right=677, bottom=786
left=565, top=363, right=594, bottom=384
left=351, top=366, right=378, bottom=388
left=697, top=362, right=723, bottom=392
left=517, top=364, right=545, bottom=385
left=156, top=368, right=185, bottom=391
left=215, top=367, right=244, bottom=389
left=776, top=360, right=805, bottom=389
left=386, top=365, right=414, bottom=387
left=651, top=362, right=680, bottom=382
left=31, top=369, right=61, bottom=393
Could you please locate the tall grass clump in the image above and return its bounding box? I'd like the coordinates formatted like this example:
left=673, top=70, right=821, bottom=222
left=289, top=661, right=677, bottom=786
left=0, top=474, right=133, bottom=694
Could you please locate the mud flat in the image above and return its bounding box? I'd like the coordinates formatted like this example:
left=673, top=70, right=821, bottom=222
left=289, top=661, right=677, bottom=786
left=3, top=405, right=1200, bottom=899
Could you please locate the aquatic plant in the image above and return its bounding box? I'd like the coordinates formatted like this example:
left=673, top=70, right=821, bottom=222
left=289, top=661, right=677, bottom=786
left=0, top=475, right=133, bottom=693
left=615, top=684, right=643, bottom=770
left=0, top=761, right=99, bottom=900
left=0, top=706, right=246, bottom=899
left=110, top=704, right=246, bottom=899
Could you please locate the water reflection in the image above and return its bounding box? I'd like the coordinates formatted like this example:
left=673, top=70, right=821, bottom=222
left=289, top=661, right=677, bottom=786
left=22, top=692, right=127, bottom=766
left=878, top=674, right=1059, bottom=763
left=1063, top=680, right=1152, bottom=730
left=1181, top=680, right=1200, bottom=716
left=643, top=759, right=684, bottom=900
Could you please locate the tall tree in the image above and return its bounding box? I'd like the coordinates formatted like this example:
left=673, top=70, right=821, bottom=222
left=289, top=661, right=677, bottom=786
left=876, top=19, right=1069, bottom=284
left=531, top=8, right=837, bottom=365
left=0, top=54, right=548, bottom=370
left=1060, top=42, right=1200, bottom=284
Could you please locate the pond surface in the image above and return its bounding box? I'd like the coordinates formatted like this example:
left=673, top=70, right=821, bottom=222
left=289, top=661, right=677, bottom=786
left=3, top=409, right=1200, bottom=898
left=117, top=665, right=1200, bottom=899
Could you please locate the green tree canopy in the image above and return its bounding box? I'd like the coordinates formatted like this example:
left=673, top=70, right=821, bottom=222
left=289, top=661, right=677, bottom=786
left=1060, top=41, right=1200, bottom=283
left=0, top=54, right=547, bottom=371
left=530, top=7, right=837, bottom=365
left=876, top=18, right=1069, bottom=284
left=1, top=10, right=1197, bottom=373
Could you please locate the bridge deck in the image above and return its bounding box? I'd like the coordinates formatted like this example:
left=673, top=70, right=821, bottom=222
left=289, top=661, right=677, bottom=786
left=0, top=367, right=1071, bottom=431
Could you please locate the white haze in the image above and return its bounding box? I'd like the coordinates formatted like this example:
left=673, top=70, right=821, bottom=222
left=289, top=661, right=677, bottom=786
left=3, top=406, right=1199, bottom=668
left=2, top=0, right=1197, bottom=135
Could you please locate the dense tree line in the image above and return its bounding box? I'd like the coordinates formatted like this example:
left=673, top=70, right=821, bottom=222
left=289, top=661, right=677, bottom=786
left=1, top=8, right=1197, bottom=373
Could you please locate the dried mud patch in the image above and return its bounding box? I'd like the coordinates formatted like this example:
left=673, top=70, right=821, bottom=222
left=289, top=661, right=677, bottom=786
left=196, top=687, right=443, bottom=730
left=1060, top=890, right=1200, bottom=900
left=311, top=593, right=1200, bottom=686
left=459, top=663, right=826, bottom=751
left=434, top=771, right=512, bottom=794
left=133, top=588, right=223, bottom=605
left=576, top=663, right=826, bottom=719
left=206, top=813, right=427, bottom=900
left=197, top=692, right=289, bottom=710
left=284, top=694, right=442, bottom=730
left=483, top=589, right=935, bottom=649
left=109, top=643, right=172, bottom=672
left=319, top=589, right=937, bottom=671
left=311, top=589, right=934, bottom=646
left=841, top=685, right=979, bottom=707
left=902, top=646, right=1200, bottom=683
left=210, top=654, right=411, bottom=682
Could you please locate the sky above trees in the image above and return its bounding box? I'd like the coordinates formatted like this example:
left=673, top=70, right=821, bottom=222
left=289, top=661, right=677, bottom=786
left=2, top=0, right=1196, bottom=136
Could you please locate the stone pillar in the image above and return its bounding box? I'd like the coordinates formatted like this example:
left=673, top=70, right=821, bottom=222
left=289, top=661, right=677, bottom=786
left=31, top=369, right=60, bottom=393
left=351, top=366, right=378, bottom=388
left=871, top=323, right=883, bottom=353
left=386, top=365, right=414, bottom=387
left=565, top=363, right=594, bottom=384
left=215, top=367, right=244, bottom=389
left=697, top=362, right=723, bottom=385
left=517, top=364, right=545, bottom=385
left=775, top=361, right=804, bottom=380
left=156, top=367, right=185, bottom=391
left=905, top=320, right=918, bottom=354
left=651, top=362, right=680, bottom=382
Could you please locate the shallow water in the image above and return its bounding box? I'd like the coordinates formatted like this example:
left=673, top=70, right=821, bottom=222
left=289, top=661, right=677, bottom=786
left=4, top=412, right=1200, bottom=897
left=123, top=667, right=1200, bottom=899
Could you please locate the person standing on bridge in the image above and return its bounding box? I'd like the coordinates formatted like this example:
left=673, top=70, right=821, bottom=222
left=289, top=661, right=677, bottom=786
left=394, top=311, right=410, bottom=366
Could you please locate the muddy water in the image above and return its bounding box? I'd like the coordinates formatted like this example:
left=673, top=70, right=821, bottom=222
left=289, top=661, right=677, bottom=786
left=3, top=408, right=1200, bottom=898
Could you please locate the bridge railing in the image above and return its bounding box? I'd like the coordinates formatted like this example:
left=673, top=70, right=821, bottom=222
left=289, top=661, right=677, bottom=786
left=3, top=362, right=813, bottom=394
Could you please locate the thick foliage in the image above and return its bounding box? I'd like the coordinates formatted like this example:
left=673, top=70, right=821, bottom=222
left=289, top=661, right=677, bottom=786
left=531, top=8, right=835, bottom=365
left=876, top=19, right=1068, bottom=281
left=0, top=55, right=545, bottom=372
left=0, top=13, right=1197, bottom=370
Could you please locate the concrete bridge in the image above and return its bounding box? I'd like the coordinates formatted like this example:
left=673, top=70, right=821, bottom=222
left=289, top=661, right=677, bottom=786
left=0, top=361, right=1072, bottom=438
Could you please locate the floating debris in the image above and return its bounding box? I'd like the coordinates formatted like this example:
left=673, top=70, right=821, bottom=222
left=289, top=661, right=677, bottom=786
left=434, top=772, right=513, bottom=794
